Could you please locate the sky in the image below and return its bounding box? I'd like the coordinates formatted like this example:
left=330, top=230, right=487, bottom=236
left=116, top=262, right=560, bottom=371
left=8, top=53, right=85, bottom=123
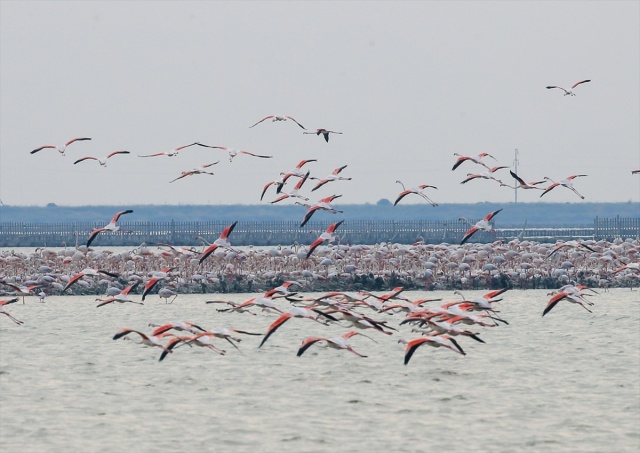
left=1, top=1, right=639, bottom=208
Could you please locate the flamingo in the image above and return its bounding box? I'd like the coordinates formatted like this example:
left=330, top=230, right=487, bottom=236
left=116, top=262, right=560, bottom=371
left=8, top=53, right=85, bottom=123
left=611, top=262, right=640, bottom=274
left=149, top=321, right=206, bottom=336
left=87, top=209, right=134, bottom=247
left=306, top=220, right=344, bottom=259
left=402, top=334, right=466, bottom=365
left=297, top=331, right=369, bottom=357
left=249, top=115, right=306, bottom=129
left=199, top=221, right=238, bottom=264
left=63, top=268, right=120, bottom=292
left=297, top=195, right=343, bottom=227
left=460, top=166, right=508, bottom=185
left=451, top=152, right=497, bottom=171
left=394, top=181, right=438, bottom=207
left=303, top=128, right=343, bottom=142
left=546, top=240, right=597, bottom=259
left=452, top=288, right=509, bottom=310
left=195, top=143, right=273, bottom=162
left=1, top=298, right=23, bottom=324
left=540, top=175, right=587, bottom=199
left=0, top=281, right=42, bottom=303
left=112, top=328, right=183, bottom=360
left=500, top=170, right=546, bottom=190
left=169, top=162, right=218, bottom=183
left=542, top=289, right=592, bottom=316
left=30, top=137, right=91, bottom=156
left=278, top=159, right=318, bottom=191
left=191, top=326, right=262, bottom=350
left=260, top=176, right=288, bottom=201
left=310, top=165, right=352, bottom=191
left=73, top=150, right=130, bottom=167
left=95, top=282, right=141, bottom=307
left=258, top=306, right=338, bottom=348
left=270, top=171, right=311, bottom=204
left=546, top=79, right=591, bottom=96
left=138, top=142, right=199, bottom=157
left=141, top=267, right=175, bottom=301
left=459, top=209, right=503, bottom=245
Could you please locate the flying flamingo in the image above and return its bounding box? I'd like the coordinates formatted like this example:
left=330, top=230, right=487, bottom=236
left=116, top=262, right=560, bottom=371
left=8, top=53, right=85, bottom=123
left=30, top=137, right=92, bottom=156
left=260, top=176, right=288, bottom=201
left=138, top=142, right=199, bottom=157
left=306, top=220, right=344, bottom=259
left=258, top=306, right=338, bottom=348
left=271, top=171, right=311, bottom=204
left=297, top=195, right=343, bottom=227
left=459, top=208, right=503, bottom=245
left=546, top=240, right=597, bottom=259
left=249, top=115, right=306, bottom=129
left=149, top=321, right=206, bottom=336
left=87, top=209, right=134, bottom=247
left=542, top=289, right=592, bottom=316
left=451, top=152, right=497, bottom=171
left=0, top=281, right=42, bottom=303
left=460, top=166, right=508, bottom=185
left=546, top=79, right=591, bottom=96
left=63, top=268, right=120, bottom=292
left=303, top=128, right=343, bottom=142
left=141, top=267, right=175, bottom=301
left=195, top=143, right=273, bottom=162
left=95, top=282, right=141, bottom=307
left=297, top=331, right=370, bottom=357
left=500, top=170, right=546, bottom=190
left=112, top=328, right=183, bottom=361
left=402, top=334, right=466, bottom=365
left=278, top=159, right=318, bottom=191
left=394, top=181, right=438, bottom=207
left=310, top=165, right=352, bottom=191
left=540, top=175, right=587, bottom=199
left=169, top=162, right=218, bottom=183
left=199, top=221, right=238, bottom=264
left=1, top=298, right=23, bottom=324
left=73, top=150, right=130, bottom=167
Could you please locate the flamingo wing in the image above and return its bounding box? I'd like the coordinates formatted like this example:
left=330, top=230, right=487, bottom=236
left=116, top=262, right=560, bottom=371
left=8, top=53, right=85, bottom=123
left=510, top=170, right=526, bottom=186
left=107, top=150, right=130, bottom=159
left=300, top=207, right=319, bottom=228
left=306, top=238, right=325, bottom=259
left=297, top=337, right=325, bottom=357
left=460, top=226, right=480, bottom=245
left=259, top=313, right=293, bottom=348
left=239, top=150, right=273, bottom=159
left=404, top=338, right=429, bottom=365
left=30, top=145, right=56, bottom=154
left=571, top=79, right=591, bottom=89
left=73, top=156, right=98, bottom=165
left=199, top=244, right=220, bottom=264
left=394, top=190, right=412, bottom=206
left=249, top=115, right=274, bottom=128
left=484, top=209, right=503, bottom=221
left=65, top=137, right=92, bottom=146
left=286, top=116, right=307, bottom=130
left=219, top=221, right=238, bottom=240
left=87, top=228, right=107, bottom=247
left=111, top=209, right=134, bottom=223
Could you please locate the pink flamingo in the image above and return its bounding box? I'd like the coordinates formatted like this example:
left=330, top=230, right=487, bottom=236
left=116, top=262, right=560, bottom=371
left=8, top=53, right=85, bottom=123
left=30, top=137, right=91, bottom=156
left=249, top=115, right=306, bottom=129
left=540, top=175, right=587, bottom=199
left=546, top=79, right=590, bottom=96
left=199, top=221, right=238, bottom=264
left=303, top=128, right=343, bottom=142
left=306, top=220, right=344, bottom=259
left=87, top=209, right=134, bottom=247
left=459, top=209, right=502, bottom=245
left=73, top=150, right=130, bottom=166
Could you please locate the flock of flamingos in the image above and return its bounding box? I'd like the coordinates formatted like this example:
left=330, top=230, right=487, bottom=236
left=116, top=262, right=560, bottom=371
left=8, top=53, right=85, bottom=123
left=2, top=79, right=640, bottom=364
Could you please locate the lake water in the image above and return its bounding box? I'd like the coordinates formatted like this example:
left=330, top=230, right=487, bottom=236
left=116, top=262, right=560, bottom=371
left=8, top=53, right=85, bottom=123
left=1, top=289, right=639, bottom=453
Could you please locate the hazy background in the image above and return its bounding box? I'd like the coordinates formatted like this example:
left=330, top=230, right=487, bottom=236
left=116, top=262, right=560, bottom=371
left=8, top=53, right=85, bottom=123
left=1, top=1, right=639, bottom=207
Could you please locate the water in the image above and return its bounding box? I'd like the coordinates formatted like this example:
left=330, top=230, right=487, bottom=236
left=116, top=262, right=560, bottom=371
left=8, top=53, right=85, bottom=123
left=1, top=289, right=639, bottom=453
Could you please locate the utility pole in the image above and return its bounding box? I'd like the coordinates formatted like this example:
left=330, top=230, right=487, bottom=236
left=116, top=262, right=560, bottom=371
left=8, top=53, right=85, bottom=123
left=513, top=148, right=519, bottom=203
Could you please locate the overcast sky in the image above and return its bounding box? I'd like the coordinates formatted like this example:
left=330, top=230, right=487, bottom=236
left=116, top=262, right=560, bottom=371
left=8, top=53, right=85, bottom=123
left=1, top=1, right=638, bottom=208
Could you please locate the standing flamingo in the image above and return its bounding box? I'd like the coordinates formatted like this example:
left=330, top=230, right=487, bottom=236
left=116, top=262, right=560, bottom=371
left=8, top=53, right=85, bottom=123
left=30, top=137, right=91, bottom=156
left=546, top=80, right=591, bottom=96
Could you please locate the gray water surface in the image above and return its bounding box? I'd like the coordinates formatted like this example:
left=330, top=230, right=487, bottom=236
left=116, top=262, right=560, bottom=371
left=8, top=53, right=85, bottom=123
left=1, top=289, right=638, bottom=453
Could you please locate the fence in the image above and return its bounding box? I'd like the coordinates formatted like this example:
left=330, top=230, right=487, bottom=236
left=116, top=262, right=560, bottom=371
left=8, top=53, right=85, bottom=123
left=0, top=217, right=637, bottom=247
